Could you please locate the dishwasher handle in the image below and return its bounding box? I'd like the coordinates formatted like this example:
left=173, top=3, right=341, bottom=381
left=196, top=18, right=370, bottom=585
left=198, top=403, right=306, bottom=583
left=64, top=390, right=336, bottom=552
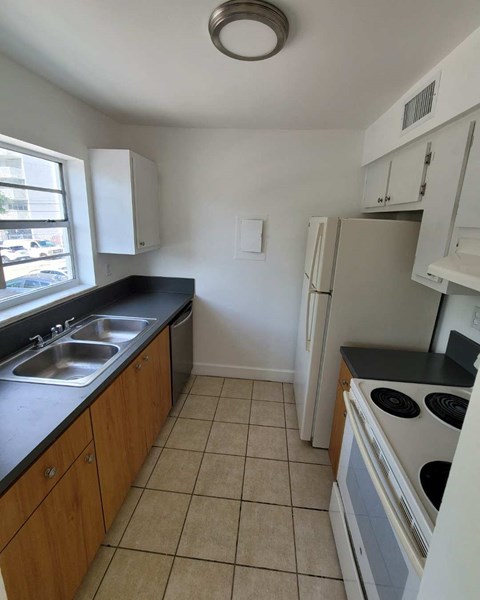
left=172, top=304, right=193, bottom=329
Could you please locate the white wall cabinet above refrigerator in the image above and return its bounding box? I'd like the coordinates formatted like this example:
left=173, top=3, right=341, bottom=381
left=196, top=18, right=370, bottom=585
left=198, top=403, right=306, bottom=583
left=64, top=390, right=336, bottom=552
left=362, top=139, right=431, bottom=211
left=363, top=156, right=391, bottom=208
left=89, top=149, right=161, bottom=255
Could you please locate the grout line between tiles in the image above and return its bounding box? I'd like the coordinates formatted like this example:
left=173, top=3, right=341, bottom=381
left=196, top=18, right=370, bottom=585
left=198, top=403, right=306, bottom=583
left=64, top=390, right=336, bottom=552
left=88, top=543, right=117, bottom=600
left=137, top=483, right=331, bottom=511
left=283, top=387, right=300, bottom=600
left=93, top=483, right=146, bottom=600
left=96, top=544, right=345, bottom=582
left=231, top=386, right=252, bottom=600
left=159, top=379, right=222, bottom=600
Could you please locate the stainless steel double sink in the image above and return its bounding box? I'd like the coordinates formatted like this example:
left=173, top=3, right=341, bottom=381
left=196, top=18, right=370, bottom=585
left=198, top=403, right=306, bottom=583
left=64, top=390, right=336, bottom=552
left=0, top=315, right=157, bottom=387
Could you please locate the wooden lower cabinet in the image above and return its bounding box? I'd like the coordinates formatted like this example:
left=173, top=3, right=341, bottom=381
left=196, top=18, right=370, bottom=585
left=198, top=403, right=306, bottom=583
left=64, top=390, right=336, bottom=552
left=0, top=410, right=92, bottom=553
left=0, top=326, right=173, bottom=599
left=329, top=359, right=353, bottom=478
left=91, top=326, right=172, bottom=529
left=0, top=441, right=104, bottom=600
left=142, top=327, right=172, bottom=448
left=90, top=372, right=143, bottom=529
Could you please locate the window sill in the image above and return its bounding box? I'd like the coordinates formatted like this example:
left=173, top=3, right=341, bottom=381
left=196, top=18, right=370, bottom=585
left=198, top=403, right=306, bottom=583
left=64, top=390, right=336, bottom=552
left=0, top=282, right=97, bottom=328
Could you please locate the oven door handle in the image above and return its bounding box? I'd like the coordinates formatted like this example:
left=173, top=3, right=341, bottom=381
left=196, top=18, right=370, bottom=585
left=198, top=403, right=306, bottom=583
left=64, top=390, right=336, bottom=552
left=343, top=391, right=425, bottom=577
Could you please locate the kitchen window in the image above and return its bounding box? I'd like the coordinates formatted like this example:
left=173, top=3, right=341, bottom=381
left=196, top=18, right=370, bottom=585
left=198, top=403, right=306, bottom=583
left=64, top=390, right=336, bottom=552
left=0, top=145, right=76, bottom=307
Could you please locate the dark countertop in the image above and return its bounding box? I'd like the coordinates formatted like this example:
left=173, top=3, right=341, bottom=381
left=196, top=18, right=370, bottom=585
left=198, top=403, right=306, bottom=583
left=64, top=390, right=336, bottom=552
left=340, top=346, right=476, bottom=388
left=0, top=281, right=193, bottom=495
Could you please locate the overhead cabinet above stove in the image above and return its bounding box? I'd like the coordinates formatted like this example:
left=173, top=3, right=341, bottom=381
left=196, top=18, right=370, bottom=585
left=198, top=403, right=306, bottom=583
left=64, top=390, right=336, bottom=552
left=90, top=149, right=161, bottom=255
left=412, top=115, right=476, bottom=293
left=363, top=107, right=480, bottom=294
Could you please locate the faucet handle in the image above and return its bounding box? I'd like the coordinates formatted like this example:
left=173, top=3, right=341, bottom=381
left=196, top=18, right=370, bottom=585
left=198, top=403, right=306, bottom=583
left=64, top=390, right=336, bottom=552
left=64, top=317, right=75, bottom=330
left=29, top=334, right=45, bottom=348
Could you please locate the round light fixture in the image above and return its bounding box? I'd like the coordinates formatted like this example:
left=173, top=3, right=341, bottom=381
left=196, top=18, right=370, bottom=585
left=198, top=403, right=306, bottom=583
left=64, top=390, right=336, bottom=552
left=209, top=0, right=289, bottom=61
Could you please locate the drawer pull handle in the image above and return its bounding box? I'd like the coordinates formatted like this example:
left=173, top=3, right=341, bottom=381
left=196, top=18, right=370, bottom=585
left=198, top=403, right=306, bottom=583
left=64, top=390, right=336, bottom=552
left=143, top=355, right=150, bottom=362
left=85, top=453, right=95, bottom=464
left=44, top=466, right=57, bottom=479
left=136, top=363, right=142, bottom=370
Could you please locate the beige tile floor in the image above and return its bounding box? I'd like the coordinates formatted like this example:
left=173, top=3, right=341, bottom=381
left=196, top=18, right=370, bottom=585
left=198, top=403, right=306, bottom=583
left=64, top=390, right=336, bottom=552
left=75, top=376, right=347, bottom=600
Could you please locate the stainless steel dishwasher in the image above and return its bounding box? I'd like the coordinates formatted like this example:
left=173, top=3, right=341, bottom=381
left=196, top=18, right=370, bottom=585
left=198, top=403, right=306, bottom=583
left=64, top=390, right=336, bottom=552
left=171, top=302, right=193, bottom=404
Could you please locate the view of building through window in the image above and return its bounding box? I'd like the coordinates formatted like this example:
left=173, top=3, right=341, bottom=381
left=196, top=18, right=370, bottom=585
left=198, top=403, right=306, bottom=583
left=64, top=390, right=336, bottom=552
left=0, top=147, right=75, bottom=303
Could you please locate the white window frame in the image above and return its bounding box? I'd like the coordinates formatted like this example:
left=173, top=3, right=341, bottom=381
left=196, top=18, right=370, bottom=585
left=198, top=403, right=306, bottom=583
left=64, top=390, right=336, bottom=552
left=0, top=142, right=79, bottom=310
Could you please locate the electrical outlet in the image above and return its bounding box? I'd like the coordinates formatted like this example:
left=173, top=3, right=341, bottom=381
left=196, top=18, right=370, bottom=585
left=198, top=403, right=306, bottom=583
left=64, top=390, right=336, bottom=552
left=472, top=307, right=480, bottom=331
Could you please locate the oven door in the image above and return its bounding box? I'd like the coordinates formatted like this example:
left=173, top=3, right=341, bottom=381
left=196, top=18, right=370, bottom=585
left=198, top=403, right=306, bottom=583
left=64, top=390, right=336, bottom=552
left=337, top=394, right=422, bottom=600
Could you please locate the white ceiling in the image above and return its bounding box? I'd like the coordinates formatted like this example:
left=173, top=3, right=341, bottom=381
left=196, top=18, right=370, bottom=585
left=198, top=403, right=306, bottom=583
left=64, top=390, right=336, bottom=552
left=1, top=0, right=480, bottom=129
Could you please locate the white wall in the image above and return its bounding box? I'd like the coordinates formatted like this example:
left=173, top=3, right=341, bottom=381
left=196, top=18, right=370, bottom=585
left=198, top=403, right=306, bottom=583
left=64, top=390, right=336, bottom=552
left=432, top=295, right=480, bottom=352
left=363, top=26, right=480, bottom=165
left=121, top=126, right=364, bottom=380
left=0, top=52, right=130, bottom=287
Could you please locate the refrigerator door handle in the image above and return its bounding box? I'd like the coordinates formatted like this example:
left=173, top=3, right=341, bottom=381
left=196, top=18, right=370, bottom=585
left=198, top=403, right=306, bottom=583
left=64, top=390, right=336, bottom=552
left=308, top=222, right=324, bottom=289
left=305, top=288, right=322, bottom=351
left=306, top=289, right=312, bottom=351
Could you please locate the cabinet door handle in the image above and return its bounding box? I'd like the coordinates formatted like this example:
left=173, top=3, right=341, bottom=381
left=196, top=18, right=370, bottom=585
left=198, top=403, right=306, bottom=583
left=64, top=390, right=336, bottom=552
left=385, top=195, right=391, bottom=203
left=343, top=410, right=347, bottom=418
left=143, top=355, right=149, bottom=362
left=136, top=363, right=142, bottom=370
left=44, top=466, right=57, bottom=479
left=341, top=379, right=348, bottom=386
left=377, top=197, right=383, bottom=204
left=139, top=241, right=145, bottom=247
left=85, top=453, right=95, bottom=464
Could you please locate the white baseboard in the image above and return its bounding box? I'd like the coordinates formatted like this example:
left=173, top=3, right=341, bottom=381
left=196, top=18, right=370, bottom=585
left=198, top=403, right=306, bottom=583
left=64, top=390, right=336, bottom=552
left=193, top=362, right=294, bottom=383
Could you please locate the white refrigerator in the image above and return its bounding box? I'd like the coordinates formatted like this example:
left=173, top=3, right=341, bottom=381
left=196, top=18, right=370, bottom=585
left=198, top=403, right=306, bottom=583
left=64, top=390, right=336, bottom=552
left=294, top=218, right=441, bottom=447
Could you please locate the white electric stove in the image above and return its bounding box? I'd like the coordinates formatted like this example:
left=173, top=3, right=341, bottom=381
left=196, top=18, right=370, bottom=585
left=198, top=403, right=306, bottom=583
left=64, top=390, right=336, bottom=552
left=351, top=378, right=470, bottom=528
left=331, top=378, right=471, bottom=600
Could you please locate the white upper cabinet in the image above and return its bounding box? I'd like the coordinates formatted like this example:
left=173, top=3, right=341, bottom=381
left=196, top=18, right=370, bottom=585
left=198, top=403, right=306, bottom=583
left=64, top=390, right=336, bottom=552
left=451, top=121, right=480, bottom=233
left=362, top=139, right=431, bottom=211
left=411, top=116, right=474, bottom=292
left=386, top=140, right=430, bottom=206
left=89, top=149, right=161, bottom=255
left=363, top=156, right=391, bottom=208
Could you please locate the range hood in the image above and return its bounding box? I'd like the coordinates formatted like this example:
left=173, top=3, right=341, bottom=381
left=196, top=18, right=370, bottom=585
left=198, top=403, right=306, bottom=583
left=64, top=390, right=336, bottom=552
left=428, top=238, right=480, bottom=293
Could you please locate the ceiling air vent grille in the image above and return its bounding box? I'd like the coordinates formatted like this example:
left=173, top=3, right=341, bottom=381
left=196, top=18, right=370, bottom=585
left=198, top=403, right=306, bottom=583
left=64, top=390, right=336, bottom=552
left=402, top=76, right=439, bottom=132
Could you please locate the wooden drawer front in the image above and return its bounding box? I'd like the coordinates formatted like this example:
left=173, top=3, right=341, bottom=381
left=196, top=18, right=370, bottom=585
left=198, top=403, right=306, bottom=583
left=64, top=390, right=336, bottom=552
left=0, top=441, right=104, bottom=600
left=0, top=410, right=92, bottom=551
left=338, top=360, right=352, bottom=390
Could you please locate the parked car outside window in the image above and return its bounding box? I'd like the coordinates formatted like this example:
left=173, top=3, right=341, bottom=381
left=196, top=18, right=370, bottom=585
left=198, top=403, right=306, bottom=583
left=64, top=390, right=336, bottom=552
left=21, top=239, right=64, bottom=259
left=0, top=244, right=30, bottom=264
left=28, top=268, right=68, bottom=280
left=6, top=273, right=66, bottom=289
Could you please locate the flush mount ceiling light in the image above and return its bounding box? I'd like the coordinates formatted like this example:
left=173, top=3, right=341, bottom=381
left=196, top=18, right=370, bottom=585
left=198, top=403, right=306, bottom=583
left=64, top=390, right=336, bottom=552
left=209, top=0, right=289, bottom=61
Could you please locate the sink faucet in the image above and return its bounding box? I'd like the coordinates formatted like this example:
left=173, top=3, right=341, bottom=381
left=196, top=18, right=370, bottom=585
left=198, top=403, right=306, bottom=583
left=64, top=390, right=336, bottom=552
left=29, top=318, right=75, bottom=350
left=29, top=334, right=45, bottom=349
left=50, top=324, right=64, bottom=337
left=64, top=317, right=75, bottom=330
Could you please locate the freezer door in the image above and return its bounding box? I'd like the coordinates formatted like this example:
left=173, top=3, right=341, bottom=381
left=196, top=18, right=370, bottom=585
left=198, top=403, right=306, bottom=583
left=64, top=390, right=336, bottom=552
left=311, top=219, right=440, bottom=448
left=304, top=217, right=339, bottom=292
left=294, top=279, right=330, bottom=440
